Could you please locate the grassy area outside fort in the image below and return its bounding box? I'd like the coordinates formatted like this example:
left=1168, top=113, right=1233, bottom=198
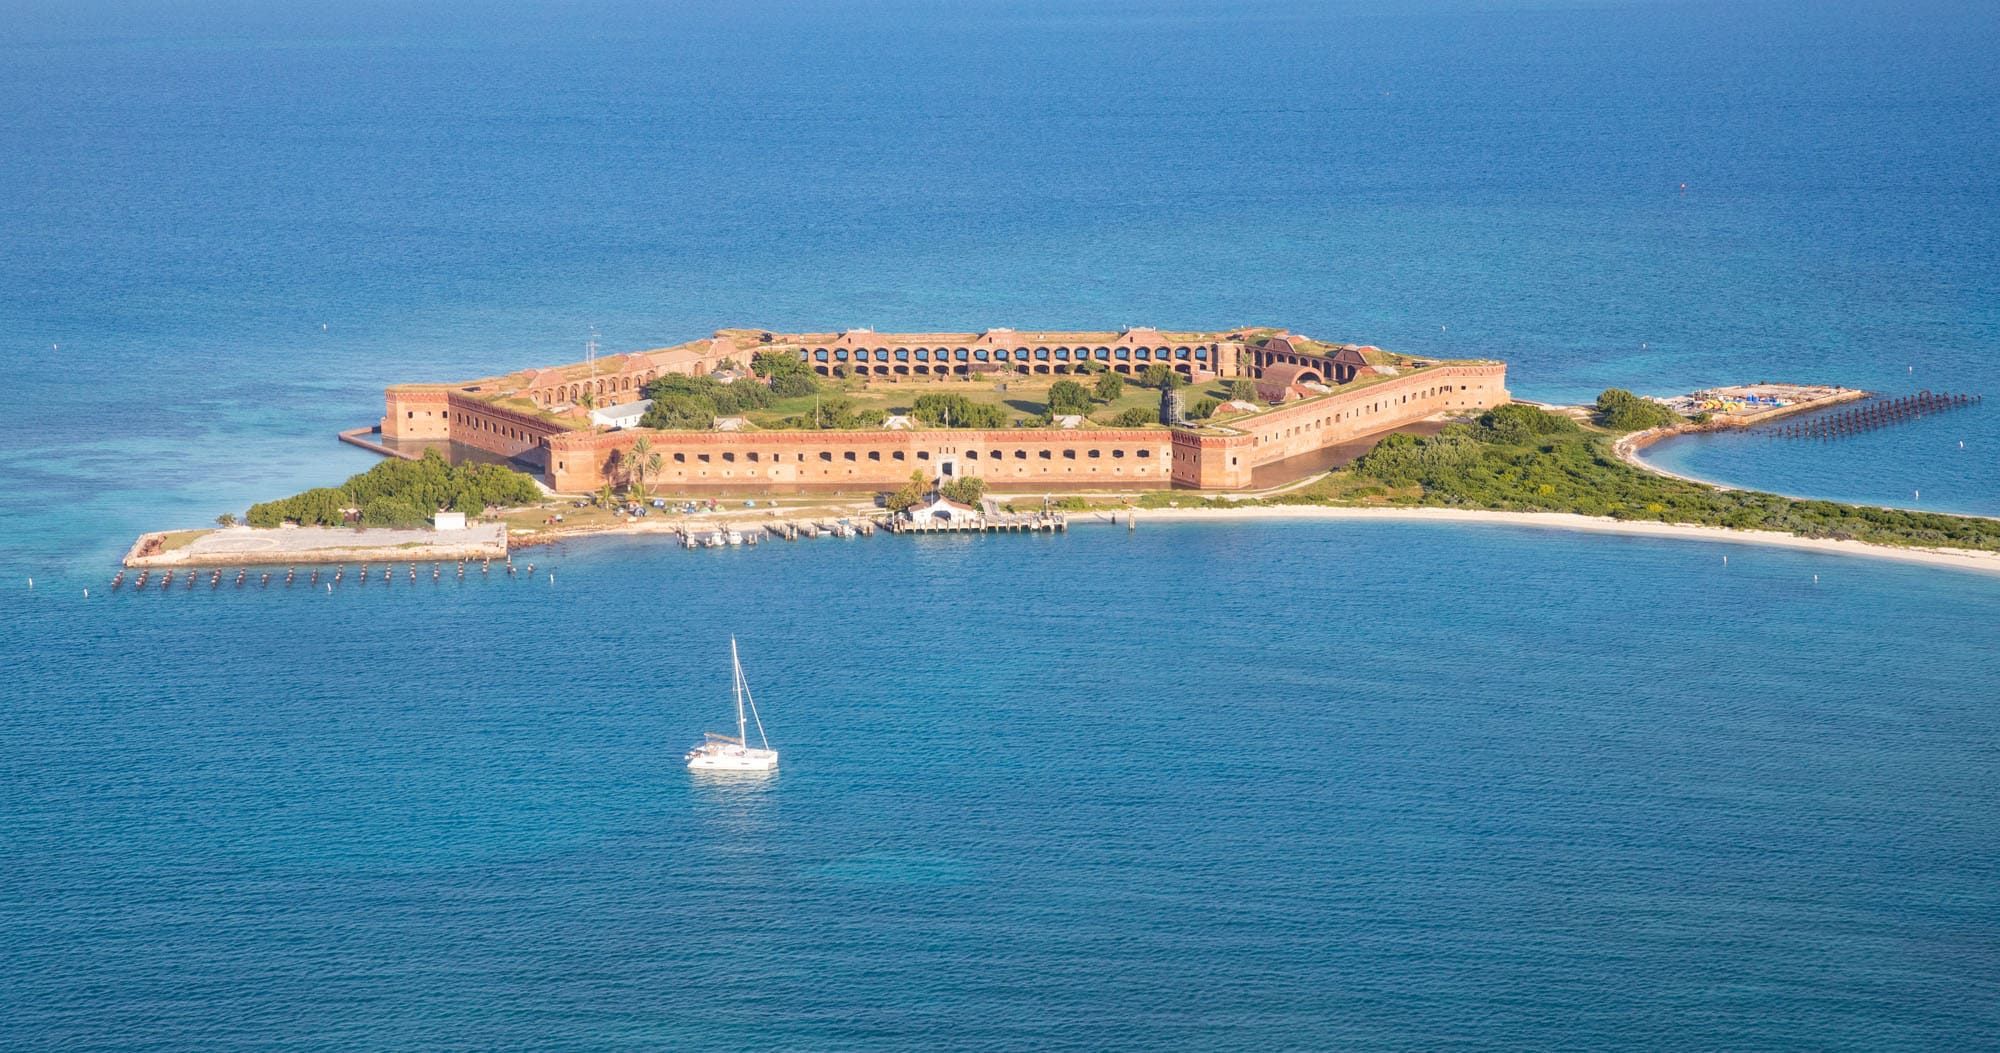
left=1102, top=399, right=2000, bottom=553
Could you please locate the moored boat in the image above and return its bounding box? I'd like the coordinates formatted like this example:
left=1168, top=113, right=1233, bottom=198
left=686, top=638, right=779, bottom=773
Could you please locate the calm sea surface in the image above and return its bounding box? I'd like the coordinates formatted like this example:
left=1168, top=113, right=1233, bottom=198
left=4, top=0, right=2000, bottom=1048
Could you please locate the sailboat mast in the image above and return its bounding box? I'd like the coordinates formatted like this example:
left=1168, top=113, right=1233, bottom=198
left=732, top=637, right=747, bottom=744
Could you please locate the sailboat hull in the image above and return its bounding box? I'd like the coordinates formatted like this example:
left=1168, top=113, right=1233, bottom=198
left=687, top=745, right=779, bottom=772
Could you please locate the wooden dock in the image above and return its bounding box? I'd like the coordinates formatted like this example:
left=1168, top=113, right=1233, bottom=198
left=886, top=513, right=1067, bottom=535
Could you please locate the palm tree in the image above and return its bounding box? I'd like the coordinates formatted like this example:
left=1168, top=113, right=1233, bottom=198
left=595, top=483, right=618, bottom=509
left=630, top=436, right=655, bottom=488
left=578, top=390, right=596, bottom=411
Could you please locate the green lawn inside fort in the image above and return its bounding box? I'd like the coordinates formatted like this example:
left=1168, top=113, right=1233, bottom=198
left=723, top=372, right=1235, bottom=430
left=653, top=365, right=1436, bottom=433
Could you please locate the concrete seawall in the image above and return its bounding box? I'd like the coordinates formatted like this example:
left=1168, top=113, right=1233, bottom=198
left=338, top=426, right=419, bottom=461
left=124, top=524, right=508, bottom=568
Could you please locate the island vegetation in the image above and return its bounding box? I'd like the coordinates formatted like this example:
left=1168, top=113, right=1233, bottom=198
left=246, top=449, right=541, bottom=529
left=1594, top=388, right=1684, bottom=432
left=1234, top=399, right=2000, bottom=552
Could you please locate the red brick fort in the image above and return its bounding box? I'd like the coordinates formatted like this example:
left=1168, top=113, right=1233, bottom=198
left=379, top=326, right=1508, bottom=492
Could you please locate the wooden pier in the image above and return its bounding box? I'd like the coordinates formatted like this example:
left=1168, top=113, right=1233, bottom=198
left=886, top=513, right=1067, bottom=535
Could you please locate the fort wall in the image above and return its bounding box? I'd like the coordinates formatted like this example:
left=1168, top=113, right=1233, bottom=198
left=1230, top=363, right=1509, bottom=468
left=383, top=389, right=567, bottom=459
left=548, top=427, right=1174, bottom=492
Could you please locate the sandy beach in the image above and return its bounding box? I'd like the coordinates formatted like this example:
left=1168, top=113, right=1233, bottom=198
left=498, top=499, right=2000, bottom=577
left=1103, top=505, right=2000, bottom=576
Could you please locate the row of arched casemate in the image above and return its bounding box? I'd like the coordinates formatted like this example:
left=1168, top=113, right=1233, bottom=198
left=799, top=344, right=1216, bottom=377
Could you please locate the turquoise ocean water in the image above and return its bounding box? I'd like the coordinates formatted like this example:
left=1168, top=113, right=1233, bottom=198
left=4, top=1, right=2000, bottom=1047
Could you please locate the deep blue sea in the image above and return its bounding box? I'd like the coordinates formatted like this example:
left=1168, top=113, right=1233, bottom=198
left=4, top=1, right=2000, bottom=1048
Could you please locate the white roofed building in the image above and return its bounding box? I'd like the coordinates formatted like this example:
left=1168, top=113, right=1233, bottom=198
left=591, top=398, right=651, bottom=430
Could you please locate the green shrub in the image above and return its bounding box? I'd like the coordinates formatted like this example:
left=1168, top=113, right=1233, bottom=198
left=1477, top=403, right=1579, bottom=444
left=771, top=372, right=817, bottom=398
left=1595, top=389, right=1683, bottom=432
left=912, top=393, right=1008, bottom=429
left=361, top=496, right=428, bottom=528
left=1047, top=379, right=1093, bottom=415
left=1110, top=407, right=1155, bottom=427
left=644, top=372, right=774, bottom=416
left=642, top=394, right=718, bottom=430
left=941, top=476, right=986, bottom=505
left=752, top=349, right=811, bottom=380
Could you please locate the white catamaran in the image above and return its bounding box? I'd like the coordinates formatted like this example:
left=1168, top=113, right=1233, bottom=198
left=686, top=638, right=779, bottom=772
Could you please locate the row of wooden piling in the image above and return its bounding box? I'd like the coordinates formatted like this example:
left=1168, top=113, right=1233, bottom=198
left=1768, top=390, right=1981, bottom=440
left=107, top=557, right=543, bottom=592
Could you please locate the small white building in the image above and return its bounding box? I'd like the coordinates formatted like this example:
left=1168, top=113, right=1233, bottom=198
left=591, top=398, right=652, bottom=430
left=883, top=414, right=915, bottom=430
left=433, top=511, right=467, bottom=531
left=714, top=416, right=749, bottom=432
left=1052, top=414, right=1085, bottom=429
left=906, top=494, right=981, bottom=526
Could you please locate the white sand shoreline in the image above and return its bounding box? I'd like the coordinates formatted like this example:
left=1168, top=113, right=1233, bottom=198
left=1093, top=505, right=2000, bottom=576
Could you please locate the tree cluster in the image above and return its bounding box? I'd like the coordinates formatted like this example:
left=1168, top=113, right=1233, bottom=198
left=912, top=393, right=1009, bottom=429
left=1106, top=406, right=1155, bottom=428
left=246, top=450, right=539, bottom=528
left=884, top=470, right=930, bottom=512
left=641, top=373, right=779, bottom=427
left=940, top=476, right=987, bottom=505
left=1595, top=389, right=1684, bottom=432
left=1047, top=379, right=1093, bottom=416
left=752, top=350, right=820, bottom=398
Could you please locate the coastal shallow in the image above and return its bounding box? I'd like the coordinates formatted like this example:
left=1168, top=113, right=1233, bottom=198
left=10, top=519, right=2000, bottom=1048
left=1122, top=506, right=2000, bottom=577
left=482, top=498, right=2000, bottom=580
left=8, top=2, right=2000, bottom=1047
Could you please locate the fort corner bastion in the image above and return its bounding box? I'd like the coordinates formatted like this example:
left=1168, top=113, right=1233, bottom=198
left=378, top=326, right=1508, bottom=493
